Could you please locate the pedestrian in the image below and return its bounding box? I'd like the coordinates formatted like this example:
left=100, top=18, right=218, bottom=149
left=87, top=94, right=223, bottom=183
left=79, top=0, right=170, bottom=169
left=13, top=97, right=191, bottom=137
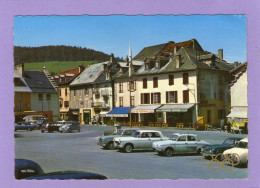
left=220, top=119, right=224, bottom=132
left=227, top=122, right=231, bottom=133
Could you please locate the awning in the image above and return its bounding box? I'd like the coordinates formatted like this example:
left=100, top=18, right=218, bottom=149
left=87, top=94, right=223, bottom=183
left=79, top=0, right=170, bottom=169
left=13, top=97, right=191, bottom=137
left=227, top=107, right=248, bottom=118
left=106, top=107, right=131, bottom=117
left=99, top=111, right=109, bottom=117
left=156, top=104, right=195, bottom=112
left=131, top=105, right=162, bottom=113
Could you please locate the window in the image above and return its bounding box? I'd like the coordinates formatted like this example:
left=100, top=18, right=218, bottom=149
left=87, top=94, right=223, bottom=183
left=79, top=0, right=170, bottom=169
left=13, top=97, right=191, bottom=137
left=143, top=78, right=147, bottom=89
left=123, top=130, right=133, bottom=136
left=59, top=89, right=61, bottom=96
left=169, top=75, right=174, bottom=85
left=177, top=136, right=186, bottom=141
left=130, top=96, right=135, bottom=106
left=72, top=90, right=76, bottom=97
left=64, top=101, right=69, bottom=108
left=187, top=136, right=196, bottom=141
left=153, top=77, right=158, bottom=88
left=200, top=92, right=206, bottom=99
left=65, top=88, right=67, bottom=96
left=145, top=63, right=149, bottom=70
left=151, top=92, right=161, bottom=104
left=47, top=102, right=51, bottom=111
left=46, top=94, right=51, bottom=101
left=38, top=94, right=43, bottom=101
left=141, top=133, right=150, bottom=138
left=183, top=90, right=189, bottom=103
left=17, top=93, right=22, bottom=101
left=166, top=91, right=178, bottom=103
left=119, top=97, right=123, bottom=107
left=85, top=88, right=89, bottom=95
left=119, top=82, right=123, bottom=93
left=151, top=132, right=161, bottom=138
left=141, top=93, right=150, bottom=104
left=128, top=81, right=136, bottom=91
left=183, top=73, right=189, bottom=84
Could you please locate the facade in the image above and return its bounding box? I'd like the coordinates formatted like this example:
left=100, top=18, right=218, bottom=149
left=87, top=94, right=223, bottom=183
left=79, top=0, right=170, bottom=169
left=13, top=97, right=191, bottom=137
left=14, top=64, right=59, bottom=122
left=227, top=62, right=248, bottom=131
left=54, top=66, right=85, bottom=120
left=112, top=39, right=233, bottom=127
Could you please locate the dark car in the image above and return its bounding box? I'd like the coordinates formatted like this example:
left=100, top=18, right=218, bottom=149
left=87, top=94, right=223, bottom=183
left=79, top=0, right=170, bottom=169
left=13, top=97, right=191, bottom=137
left=201, top=137, right=243, bottom=159
left=41, top=121, right=66, bottom=133
left=59, top=121, right=81, bottom=133
left=15, top=122, right=38, bottom=131
left=15, top=159, right=107, bottom=180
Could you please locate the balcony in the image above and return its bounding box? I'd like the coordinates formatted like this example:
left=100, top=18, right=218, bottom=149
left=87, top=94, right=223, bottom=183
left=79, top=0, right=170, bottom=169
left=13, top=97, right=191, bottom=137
left=93, top=88, right=100, bottom=95
left=91, top=102, right=109, bottom=108
left=101, top=89, right=109, bottom=96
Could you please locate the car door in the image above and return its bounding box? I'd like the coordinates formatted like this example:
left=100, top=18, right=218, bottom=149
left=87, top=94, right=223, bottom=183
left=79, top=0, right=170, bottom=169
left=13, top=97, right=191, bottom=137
left=135, top=132, right=151, bottom=149
left=187, top=135, right=198, bottom=153
left=175, top=135, right=188, bottom=153
left=150, top=132, right=163, bottom=147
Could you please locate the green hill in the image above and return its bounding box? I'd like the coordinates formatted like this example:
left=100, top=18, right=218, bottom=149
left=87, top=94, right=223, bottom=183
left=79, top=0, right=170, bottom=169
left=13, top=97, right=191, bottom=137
left=24, top=61, right=98, bottom=75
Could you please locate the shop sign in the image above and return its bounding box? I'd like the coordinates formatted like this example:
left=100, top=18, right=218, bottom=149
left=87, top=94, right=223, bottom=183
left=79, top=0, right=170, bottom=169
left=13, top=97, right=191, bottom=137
left=132, top=109, right=154, bottom=113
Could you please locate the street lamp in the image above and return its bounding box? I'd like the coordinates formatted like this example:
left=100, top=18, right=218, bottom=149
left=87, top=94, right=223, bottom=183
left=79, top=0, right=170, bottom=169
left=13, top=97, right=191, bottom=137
left=185, top=83, right=198, bottom=123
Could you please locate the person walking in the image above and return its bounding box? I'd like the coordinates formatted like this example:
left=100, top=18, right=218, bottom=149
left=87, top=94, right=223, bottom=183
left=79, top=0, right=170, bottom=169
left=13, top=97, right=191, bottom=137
left=220, top=119, right=224, bottom=132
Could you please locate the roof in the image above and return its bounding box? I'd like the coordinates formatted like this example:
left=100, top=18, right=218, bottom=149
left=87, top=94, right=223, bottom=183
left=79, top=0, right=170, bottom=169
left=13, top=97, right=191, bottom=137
left=230, top=62, right=247, bottom=74
left=14, top=70, right=32, bottom=92
left=55, top=66, right=87, bottom=85
left=133, top=43, right=167, bottom=61
left=70, top=62, right=108, bottom=86
left=23, top=71, right=57, bottom=93
left=56, top=66, right=86, bottom=76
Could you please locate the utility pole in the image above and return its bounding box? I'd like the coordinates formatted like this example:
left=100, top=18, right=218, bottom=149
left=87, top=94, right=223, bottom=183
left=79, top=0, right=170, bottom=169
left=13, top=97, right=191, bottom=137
left=129, top=43, right=132, bottom=127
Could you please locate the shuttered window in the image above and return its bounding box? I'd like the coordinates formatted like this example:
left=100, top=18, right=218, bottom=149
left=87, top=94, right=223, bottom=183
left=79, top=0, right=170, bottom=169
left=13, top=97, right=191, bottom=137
left=166, top=91, right=178, bottom=103
left=169, top=75, right=174, bottom=85
left=153, top=77, right=158, bottom=88
left=183, top=90, right=189, bottom=103
left=141, top=93, right=150, bottom=104
left=183, top=73, right=189, bottom=85
left=119, top=82, right=123, bottom=93
left=143, top=78, right=147, bottom=89
left=151, top=92, right=161, bottom=104
left=119, top=97, right=123, bottom=107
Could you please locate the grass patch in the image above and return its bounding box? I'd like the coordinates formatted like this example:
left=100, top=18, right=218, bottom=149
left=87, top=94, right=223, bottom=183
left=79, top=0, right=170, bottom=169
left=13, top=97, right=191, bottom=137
left=24, top=61, right=99, bottom=74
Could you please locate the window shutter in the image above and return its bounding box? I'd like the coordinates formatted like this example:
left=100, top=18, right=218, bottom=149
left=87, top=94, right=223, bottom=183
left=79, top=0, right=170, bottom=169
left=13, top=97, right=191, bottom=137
left=175, top=91, right=178, bottom=103
left=183, top=90, right=185, bottom=103
left=151, top=93, right=154, bottom=104
left=158, top=93, right=161, bottom=103
left=166, top=92, right=169, bottom=103
left=127, top=82, right=129, bottom=91
left=134, top=81, right=136, bottom=91
left=141, top=94, right=144, bottom=104
left=183, top=73, right=189, bottom=84
left=187, top=90, right=189, bottom=103
left=148, top=93, right=150, bottom=104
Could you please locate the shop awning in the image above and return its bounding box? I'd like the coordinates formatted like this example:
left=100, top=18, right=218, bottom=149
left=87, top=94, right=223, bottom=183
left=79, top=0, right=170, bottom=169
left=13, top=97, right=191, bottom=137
left=106, top=107, right=131, bottom=117
left=131, top=105, right=162, bottom=113
left=156, top=104, right=195, bottom=112
left=227, top=107, right=248, bottom=118
left=99, top=111, right=109, bottom=117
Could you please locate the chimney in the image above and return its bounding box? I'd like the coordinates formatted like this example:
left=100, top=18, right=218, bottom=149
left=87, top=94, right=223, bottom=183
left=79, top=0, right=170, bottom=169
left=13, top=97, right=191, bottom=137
left=16, top=63, right=24, bottom=77
left=174, top=46, right=177, bottom=54
left=78, top=65, right=85, bottom=73
left=176, top=54, right=181, bottom=68
left=110, top=53, right=114, bottom=62
left=125, top=55, right=129, bottom=66
left=102, top=63, right=107, bottom=71
left=218, top=49, right=223, bottom=59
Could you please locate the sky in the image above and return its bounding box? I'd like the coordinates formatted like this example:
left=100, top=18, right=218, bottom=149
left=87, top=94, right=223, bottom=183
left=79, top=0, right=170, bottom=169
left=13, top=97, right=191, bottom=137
left=14, top=15, right=247, bottom=63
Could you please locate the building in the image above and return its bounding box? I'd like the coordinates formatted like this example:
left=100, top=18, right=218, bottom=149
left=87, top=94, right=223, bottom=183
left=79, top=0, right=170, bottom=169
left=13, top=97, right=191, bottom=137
left=111, top=39, right=233, bottom=127
left=54, top=66, right=85, bottom=120
left=227, top=62, right=248, bottom=132
left=14, top=64, right=59, bottom=122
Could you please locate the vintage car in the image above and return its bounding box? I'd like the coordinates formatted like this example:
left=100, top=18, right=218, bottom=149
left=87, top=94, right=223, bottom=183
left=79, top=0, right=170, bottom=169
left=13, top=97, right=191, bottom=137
left=201, top=137, right=243, bottom=159
left=41, top=121, right=66, bottom=133
left=15, top=122, right=38, bottom=131
left=15, top=159, right=107, bottom=180
left=59, top=121, right=81, bottom=133
left=223, top=137, right=248, bottom=165
left=113, top=130, right=168, bottom=153
left=97, top=128, right=138, bottom=150
left=23, top=115, right=48, bottom=129
left=152, top=133, right=210, bottom=157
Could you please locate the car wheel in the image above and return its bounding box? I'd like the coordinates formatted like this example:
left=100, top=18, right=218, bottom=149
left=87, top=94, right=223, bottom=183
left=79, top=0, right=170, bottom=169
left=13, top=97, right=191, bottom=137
left=107, top=142, right=115, bottom=150
left=164, top=147, right=174, bottom=157
left=41, top=130, right=44, bottom=133
left=124, top=144, right=133, bottom=153
left=197, top=148, right=202, bottom=154
left=27, top=128, right=31, bottom=131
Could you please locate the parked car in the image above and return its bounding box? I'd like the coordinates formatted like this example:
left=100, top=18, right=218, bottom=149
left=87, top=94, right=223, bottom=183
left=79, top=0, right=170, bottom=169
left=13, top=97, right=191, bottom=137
left=113, top=130, right=168, bottom=153
left=15, top=122, right=38, bottom=131
left=23, top=115, right=48, bottom=129
left=97, top=128, right=138, bottom=150
left=152, top=133, right=210, bottom=157
left=15, top=159, right=107, bottom=180
left=41, top=121, right=66, bottom=133
left=201, top=137, right=243, bottom=159
left=59, top=121, right=81, bottom=133
left=223, top=137, right=248, bottom=165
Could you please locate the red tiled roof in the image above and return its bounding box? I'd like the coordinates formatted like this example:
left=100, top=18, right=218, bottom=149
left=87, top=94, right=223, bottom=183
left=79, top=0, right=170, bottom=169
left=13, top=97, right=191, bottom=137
left=56, top=66, right=88, bottom=76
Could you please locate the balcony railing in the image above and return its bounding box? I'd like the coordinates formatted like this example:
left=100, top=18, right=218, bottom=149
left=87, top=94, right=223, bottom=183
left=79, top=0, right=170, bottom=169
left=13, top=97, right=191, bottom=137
left=91, top=102, right=109, bottom=108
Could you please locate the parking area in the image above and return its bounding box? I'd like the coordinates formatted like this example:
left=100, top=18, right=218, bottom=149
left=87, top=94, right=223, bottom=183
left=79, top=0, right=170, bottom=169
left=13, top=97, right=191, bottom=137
left=15, top=125, right=248, bottom=179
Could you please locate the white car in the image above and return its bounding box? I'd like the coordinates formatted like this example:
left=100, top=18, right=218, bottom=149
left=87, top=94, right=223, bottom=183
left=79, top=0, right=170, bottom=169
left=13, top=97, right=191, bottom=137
left=152, top=133, right=210, bottom=157
left=223, top=137, right=248, bottom=165
left=113, top=130, right=168, bottom=153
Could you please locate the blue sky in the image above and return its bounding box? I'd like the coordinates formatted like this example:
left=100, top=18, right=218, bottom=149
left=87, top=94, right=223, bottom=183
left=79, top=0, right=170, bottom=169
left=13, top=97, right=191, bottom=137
left=14, top=15, right=247, bottom=63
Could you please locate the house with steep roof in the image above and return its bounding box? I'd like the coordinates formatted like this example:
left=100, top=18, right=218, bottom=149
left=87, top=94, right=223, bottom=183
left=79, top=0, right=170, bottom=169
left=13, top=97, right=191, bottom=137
left=112, top=39, right=233, bottom=127
left=54, top=65, right=85, bottom=120
left=14, top=64, right=59, bottom=122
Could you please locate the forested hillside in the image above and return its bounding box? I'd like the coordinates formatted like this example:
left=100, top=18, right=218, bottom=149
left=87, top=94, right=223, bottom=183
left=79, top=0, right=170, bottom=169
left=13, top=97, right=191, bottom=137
left=14, top=46, right=123, bottom=65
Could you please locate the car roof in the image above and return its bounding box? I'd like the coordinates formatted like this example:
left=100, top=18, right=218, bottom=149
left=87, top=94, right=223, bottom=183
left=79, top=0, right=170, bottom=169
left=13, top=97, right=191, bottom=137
left=120, top=128, right=138, bottom=131
left=136, top=130, right=162, bottom=133
left=171, top=133, right=197, bottom=136
left=226, top=137, right=243, bottom=140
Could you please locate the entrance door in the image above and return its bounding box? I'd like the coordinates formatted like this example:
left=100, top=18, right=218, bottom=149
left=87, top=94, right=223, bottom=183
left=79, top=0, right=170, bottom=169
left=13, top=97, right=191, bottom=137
left=84, top=113, right=90, bottom=124
left=207, top=110, right=211, bottom=124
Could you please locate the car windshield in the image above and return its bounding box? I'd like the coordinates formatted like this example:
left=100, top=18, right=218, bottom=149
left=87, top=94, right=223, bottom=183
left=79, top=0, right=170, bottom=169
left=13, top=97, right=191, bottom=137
left=223, top=139, right=235, bottom=145
left=116, top=130, right=123, bottom=135
left=132, top=131, right=140, bottom=137
left=169, top=135, right=179, bottom=141
left=236, top=141, right=248, bottom=149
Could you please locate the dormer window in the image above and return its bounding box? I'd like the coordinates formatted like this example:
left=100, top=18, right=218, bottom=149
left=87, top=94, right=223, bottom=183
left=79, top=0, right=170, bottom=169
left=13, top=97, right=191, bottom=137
left=106, top=72, right=110, bottom=80
left=155, top=62, right=160, bottom=69
left=145, top=63, right=149, bottom=70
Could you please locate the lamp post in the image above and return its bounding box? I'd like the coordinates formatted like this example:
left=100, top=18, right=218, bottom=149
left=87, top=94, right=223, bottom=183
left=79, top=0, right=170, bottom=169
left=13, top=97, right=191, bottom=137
left=129, top=43, right=132, bottom=127
left=186, top=83, right=198, bottom=123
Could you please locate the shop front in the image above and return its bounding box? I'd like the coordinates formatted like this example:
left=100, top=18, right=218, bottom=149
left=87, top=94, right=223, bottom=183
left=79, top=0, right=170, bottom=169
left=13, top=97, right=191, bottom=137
left=227, top=106, right=248, bottom=133
left=156, top=104, right=195, bottom=127
left=106, top=107, right=136, bottom=123
left=131, top=105, right=161, bottom=126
